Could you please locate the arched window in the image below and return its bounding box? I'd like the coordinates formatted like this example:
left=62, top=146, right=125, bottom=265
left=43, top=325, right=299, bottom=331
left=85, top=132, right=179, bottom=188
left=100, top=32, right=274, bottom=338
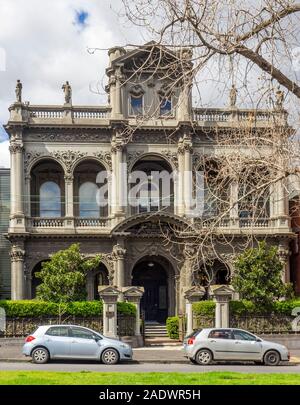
left=129, top=85, right=144, bottom=116
left=130, top=95, right=143, bottom=115
left=160, top=97, right=172, bottom=116
left=39, top=181, right=61, bottom=217
left=79, top=182, right=99, bottom=218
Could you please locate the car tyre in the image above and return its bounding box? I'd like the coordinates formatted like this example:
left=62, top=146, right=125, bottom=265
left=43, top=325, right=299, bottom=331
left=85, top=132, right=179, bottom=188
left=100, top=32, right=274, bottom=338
left=31, top=347, right=50, bottom=364
left=264, top=350, right=280, bottom=366
left=189, top=358, right=198, bottom=365
left=195, top=349, right=213, bottom=365
left=101, top=348, right=119, bottom=365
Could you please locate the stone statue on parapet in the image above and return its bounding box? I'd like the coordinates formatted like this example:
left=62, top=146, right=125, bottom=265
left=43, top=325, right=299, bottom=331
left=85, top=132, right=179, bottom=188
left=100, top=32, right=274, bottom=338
left=229, top=84, right=237, bottom=108
left=15, top=79, right=22, bottom=103
left=62, top=81, right=72, bottom=104
left=275, top=86, right=284, bottom=110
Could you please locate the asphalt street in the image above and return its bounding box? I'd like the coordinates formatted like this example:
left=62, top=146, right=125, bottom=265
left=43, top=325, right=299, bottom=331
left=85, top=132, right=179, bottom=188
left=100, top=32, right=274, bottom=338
left=0, top=361, right=300, bottom=373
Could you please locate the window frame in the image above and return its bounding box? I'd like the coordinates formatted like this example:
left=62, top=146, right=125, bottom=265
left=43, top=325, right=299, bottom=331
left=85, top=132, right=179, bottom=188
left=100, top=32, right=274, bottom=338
left=70, top=327, right=102, bottom=340
left=208, top=329, right=233, bottom=340
left=45, top=326, right=70, bottom=337
left=129, top=94, right=144, bottom=117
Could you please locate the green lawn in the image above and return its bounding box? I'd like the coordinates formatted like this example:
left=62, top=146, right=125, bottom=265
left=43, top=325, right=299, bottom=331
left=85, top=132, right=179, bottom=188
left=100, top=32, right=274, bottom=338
left=0, top=371, right=300, bottom=385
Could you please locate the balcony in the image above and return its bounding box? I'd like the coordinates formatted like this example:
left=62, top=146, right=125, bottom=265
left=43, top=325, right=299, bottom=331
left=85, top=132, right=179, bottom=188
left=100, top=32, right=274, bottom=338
left=22, top=105, right=111, bottom=126
left=26, top=217, right=111, bottom=233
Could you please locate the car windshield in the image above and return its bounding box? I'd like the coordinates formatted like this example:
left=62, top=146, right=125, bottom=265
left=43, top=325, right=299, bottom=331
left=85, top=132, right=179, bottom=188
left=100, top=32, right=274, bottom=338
left=185, top=329, right=202, bottom=339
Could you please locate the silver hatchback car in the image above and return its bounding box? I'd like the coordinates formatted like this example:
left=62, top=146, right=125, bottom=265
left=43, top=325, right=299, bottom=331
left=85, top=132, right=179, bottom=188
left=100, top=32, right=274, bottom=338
left=23, top=325, right=133, bottom=365
left=183, top=328, right=290, bottom=366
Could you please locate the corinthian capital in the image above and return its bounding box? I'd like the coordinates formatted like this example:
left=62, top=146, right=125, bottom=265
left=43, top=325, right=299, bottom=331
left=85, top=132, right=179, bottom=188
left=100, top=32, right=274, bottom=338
left=10, top=248, right=25, bottom=262
left=112, top=244, right=126, bottom=260
left=9, top=142, right=24, bottom=154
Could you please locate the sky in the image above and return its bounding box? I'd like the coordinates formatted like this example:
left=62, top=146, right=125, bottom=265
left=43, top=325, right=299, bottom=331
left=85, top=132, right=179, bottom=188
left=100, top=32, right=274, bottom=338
left=0, top=0, right=299, bottom=168
left=0, top=0, right=139, bottom=167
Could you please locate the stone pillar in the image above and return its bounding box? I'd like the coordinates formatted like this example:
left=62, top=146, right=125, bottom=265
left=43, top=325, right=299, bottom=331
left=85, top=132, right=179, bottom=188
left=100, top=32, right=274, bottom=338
left=229, top=180, right=239, bottom=227
left=176, top=139, right=185, bottom=216
left=184, top=286, right=205, bottom=335
left=113, top=244, right=126, bottom=289
left=276, top=179, right=289, bottom=228
left=98, top=286, right=121, bottom=338
left=64, top=175, right=74, bottom=228
left=24, top=175, right=31, bottom=217
left=122, top=286, right=144, bottom=345
left=111, top=135, right=125, bottom=219
left=10, top=242, right=26, bottom=300
left=209, top=285, right=234, bottom=328
left=9, top=138, right=25, bottom=230
left=278, top=241, right=290, bottom=283
left=183, top=133, right=193, bottom=217
left=108, top=47, right=126, bottom=119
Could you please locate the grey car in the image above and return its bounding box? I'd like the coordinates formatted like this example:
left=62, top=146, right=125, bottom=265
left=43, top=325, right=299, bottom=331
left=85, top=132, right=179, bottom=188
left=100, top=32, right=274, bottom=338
left=22, top=325, right=133, bottom=365
left=183, top=328, right=290, bottom=366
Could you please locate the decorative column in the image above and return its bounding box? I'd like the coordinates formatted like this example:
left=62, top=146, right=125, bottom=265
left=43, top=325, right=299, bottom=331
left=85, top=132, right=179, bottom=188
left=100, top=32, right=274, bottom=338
left=209, top=285, right=234, bottom=328
left=184, top=286, right=205, bottom=335
left=107, top=47, right=126, bottom=119
left=229, top=179, right=239, bottom=227
left=278, top=240, right=290, bottom=283
left=113, top=244, right=126, bottom=289
left=9, top=137, right=25, bottom=230
left=24, top=175, right=31, bottom=217
left=64, top=175, right=74, bottom=228
left=98, top=286, right=121, bottom=338
left=183, top=132, right=193, bottom=217
left=176, top=138, right=185, bottom=216
left=111, top=134, right=126, bottom=219
left=122, top=286, right=144, bottom=346
left=10, top=241, right=26, bottom=300
left=275, top=179, right=289, bottom=228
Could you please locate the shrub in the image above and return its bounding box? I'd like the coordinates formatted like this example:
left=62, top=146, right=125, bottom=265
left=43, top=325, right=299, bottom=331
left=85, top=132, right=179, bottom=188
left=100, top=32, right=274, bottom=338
left=192, top=299, right=300, bottom=317
left=0, top=300, right=136, bottom=317
left=166, top=316, right=179, bottom=339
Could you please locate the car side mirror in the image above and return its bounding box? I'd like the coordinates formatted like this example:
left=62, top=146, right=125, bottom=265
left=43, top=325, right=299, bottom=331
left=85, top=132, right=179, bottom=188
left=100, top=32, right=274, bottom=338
left=256, top=338, right=262, bottom=342
left=93, top=336, right=101, bottom=342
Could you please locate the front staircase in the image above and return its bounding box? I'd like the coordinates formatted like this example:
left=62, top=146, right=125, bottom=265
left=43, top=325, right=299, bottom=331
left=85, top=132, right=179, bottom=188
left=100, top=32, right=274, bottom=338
left=144, top=322, right=181, bottom=346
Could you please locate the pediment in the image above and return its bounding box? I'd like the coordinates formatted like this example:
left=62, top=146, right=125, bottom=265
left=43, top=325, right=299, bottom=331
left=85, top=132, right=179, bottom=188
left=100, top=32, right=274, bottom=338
left=122, top=286, right=145, bottom=297
left=98, top=285, right=120, bottom=295
left=209, top=284, right=235, bottom=296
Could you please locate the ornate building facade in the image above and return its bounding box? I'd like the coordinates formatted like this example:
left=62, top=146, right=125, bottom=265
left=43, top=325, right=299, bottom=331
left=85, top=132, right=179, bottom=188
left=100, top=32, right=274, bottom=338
left=4, top=44, right=297, bottom=321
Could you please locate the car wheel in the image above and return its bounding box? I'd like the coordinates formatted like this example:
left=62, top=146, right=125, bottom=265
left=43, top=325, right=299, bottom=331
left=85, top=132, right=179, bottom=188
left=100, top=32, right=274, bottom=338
left=31, top=347, right=49, bottom=364
left=101, top=348, right=119, bottom=365
left=264, top=350, right=281, bottom=366
left=195, top=349, right=213, bottom=365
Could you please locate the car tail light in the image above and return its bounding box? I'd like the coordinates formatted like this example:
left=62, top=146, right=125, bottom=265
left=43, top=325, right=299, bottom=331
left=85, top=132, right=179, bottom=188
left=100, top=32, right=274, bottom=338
left=25, top=335, right=35, bottom=343
left=187, top=336, right=196, bottom=345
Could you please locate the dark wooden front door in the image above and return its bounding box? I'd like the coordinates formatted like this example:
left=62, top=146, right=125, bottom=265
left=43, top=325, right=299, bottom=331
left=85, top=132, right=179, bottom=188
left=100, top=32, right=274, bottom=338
left=132, top=261, right=168, bottom=323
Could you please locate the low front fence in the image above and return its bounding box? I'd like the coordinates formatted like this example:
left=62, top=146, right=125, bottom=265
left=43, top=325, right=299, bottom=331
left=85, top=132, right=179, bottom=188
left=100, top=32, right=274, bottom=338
left=3, top=314, right=135, bottom=337
left=193, top=314, right=296, bottom=334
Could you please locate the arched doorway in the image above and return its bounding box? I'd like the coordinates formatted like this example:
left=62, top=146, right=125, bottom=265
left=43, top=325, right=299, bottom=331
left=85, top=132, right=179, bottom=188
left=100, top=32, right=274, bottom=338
left=31, top=260, right=50, bottom=298
left=193, top=259, right=231, bottom=286
left=132, top=256, right=172, bottom=323
left=86, top=263, right=109, bottom=300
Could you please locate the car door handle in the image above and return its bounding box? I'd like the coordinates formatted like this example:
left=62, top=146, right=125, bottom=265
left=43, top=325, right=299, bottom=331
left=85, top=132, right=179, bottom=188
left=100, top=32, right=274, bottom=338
left=71, top=340, right=77, bottom=343
left=235, top=341, right=241, bottom=344
left=210, top=340, right=216, bottom=343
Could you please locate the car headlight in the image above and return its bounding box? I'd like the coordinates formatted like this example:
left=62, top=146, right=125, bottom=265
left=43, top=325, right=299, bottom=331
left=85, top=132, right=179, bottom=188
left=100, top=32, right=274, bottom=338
left=120, top=343, right=130, bottom=349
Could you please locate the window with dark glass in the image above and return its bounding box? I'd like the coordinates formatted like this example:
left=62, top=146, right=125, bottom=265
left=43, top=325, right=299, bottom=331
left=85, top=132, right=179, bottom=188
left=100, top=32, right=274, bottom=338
left=160, top=97, right=172, bottom=116
left=233, top=330, right=257, bottom=341
left=130, top=94, right=143, bottom=115
left=45, top=326, right=69, bottom=337
left=71, top=327, right=98, bottom=340
left=208, top=329, right=232, bottom=339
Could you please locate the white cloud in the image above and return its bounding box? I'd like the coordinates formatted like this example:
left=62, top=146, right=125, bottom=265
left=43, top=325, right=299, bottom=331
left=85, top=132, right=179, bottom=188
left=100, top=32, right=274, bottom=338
left=0, top=140, right=10, bottom=167
left=0, top=0, right=137, bottom=168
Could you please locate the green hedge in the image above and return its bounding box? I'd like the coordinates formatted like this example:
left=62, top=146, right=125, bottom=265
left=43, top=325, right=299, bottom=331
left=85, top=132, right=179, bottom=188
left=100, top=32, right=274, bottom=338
left=166, top=316, right=179, bottom=339
left=192, top=300, right=300, bottom=316
left=0, top=300, right=136, bottom=317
